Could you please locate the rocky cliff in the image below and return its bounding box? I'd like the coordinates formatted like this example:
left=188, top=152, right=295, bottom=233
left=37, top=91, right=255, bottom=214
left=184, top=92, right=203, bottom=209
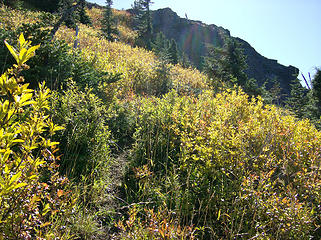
left=152, top=8, right=299, bottom=96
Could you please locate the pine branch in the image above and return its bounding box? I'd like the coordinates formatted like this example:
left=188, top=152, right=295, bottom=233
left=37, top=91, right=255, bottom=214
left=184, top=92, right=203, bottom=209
left=49, top=0, right=82, bottom=41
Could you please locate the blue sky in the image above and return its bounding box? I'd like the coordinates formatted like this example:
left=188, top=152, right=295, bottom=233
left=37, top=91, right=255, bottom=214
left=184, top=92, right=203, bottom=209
left=88, top=0, right=321, bottom=83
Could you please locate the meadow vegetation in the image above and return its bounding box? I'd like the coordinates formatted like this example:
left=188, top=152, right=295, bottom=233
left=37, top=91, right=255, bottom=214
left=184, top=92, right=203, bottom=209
left=0, top=3, right=320, bottom=239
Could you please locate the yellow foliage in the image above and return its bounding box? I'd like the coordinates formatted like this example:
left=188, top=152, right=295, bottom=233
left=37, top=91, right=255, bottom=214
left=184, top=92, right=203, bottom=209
left=170, top=64, right=209, bottom=94
left=56, top=25, right=209, bottom=98
left=113, top=9, right=132, bottom=28
left=87, top=7, right=132, bottom=29
left=2, top=6, right=210, bottom=99
left=116, top=206, right=196, bottom=239
left=5, top=33, right=40, bottom=66
left=0, top=34, right=73, bottom=239
left=3, top=6, right=321, bottom=238
left=117, top=24, right=138, bottom=45
left=86, top=7, right=138, bottom=44
left=0, top=5, right=41, bottom=30
left=86, top=7, right=103, bottom=28
left=129, top=88, right=321, bottom=238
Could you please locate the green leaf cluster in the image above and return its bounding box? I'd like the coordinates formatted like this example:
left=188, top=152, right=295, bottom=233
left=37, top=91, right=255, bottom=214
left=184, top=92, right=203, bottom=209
left=0, top=34, right=74, bottom=238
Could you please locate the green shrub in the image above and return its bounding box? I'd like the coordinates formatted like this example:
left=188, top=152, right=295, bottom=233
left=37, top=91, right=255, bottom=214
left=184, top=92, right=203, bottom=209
left=51, top=81, right=111, bottom=181
left=50, top=81, right=117, bottom=238
left=2, top=17, right=74, bottom=89
left=124, top=88, right=321, bottom=239
left=3, top=17, right=120, bottom=92
left=0, top=33, right=74, bottom=239
left=106, top=97, right=137, bottom=151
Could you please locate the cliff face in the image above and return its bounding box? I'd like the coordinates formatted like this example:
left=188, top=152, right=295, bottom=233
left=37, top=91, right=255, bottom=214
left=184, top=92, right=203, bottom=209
left=152, top=8, right=299, bottom=96
left=238, top=38, right=299, bottom=94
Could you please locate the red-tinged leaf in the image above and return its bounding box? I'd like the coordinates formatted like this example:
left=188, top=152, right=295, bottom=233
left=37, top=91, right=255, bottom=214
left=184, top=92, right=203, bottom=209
left=57, top=189, right=64, bottom=197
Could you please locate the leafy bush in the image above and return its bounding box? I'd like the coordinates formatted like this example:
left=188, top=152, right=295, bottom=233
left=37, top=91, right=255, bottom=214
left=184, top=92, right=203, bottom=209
left=51, top=81, right=111, bottom=181
left=50, top=81, right=116, bottom=238
left=0, top=34, right=74, bottom=239
left=106, top=97, right=137, bottom=151
left=0, top=5, right=41, bottom=31
left=0, top=9, right=74, bottom=89
left=124, top=89, right=321, bottom=239
left=0, top=7, right=119, bottom=93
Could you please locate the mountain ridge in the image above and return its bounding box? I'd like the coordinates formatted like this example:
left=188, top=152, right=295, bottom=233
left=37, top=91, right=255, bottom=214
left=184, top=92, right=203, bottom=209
left=151, top=7, right=299, bottom=96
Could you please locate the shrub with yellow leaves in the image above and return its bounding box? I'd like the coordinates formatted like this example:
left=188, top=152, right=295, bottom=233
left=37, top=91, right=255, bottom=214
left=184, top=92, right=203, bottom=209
left=56, top=26, right=209, bottom=98
left=0, top=34, right=74, bottom=239
left=125, top=88, right=321, bottom=239
left=0, top=5, right=41, bottom=31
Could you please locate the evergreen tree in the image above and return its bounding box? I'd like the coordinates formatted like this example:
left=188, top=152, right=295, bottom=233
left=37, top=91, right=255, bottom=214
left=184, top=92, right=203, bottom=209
left=225, top=39, right=248, bottom=86
left=286, top=78, right=309, bottom=118
left=132, top=0, right=153, bottom=49
left=58, top=0, right=78, bottom=29
left=284, top=70, right=321, bottom=129
left=203, top=38, right=248, bottom=87
left=151, top=33, right=179, bottom=65
left=243, top=77, right=263, bottom=97
left=269, top=77, right=282, bottom=105
left=151, top=32, right=170, bottom=62
left=168, top=39, right=178, bottom=65
left=312, top=69, right=321, bottom=112
left=2, top=0, right=19, bottom=7
left=56, top=0, right=91, bottom=29
left=1, top=0, right=10, bottom=6
left=154, top=60, right=171, bottom=96
left=305, top=90, right=321, bottom=128
left=179, top=52, right=192, bottom=68
left=22, top=0, right=60, bottom=12
left=203, top=43, right=224, bottom=79
left=78, top=0, right=91, bottom=25
left=49, top=0, right=84, bottom=40
left=151, top=32, right=167, bottom=54
left=101, top=0, right=118, bottom=41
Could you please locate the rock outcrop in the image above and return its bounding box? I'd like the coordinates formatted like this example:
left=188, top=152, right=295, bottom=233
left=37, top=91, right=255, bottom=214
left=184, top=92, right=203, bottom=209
left=152, top=8, right=299, bottom=96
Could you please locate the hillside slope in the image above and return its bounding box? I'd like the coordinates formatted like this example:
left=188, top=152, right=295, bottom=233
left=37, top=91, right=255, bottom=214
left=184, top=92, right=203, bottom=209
left=1, top=3, right=321, bottom=239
